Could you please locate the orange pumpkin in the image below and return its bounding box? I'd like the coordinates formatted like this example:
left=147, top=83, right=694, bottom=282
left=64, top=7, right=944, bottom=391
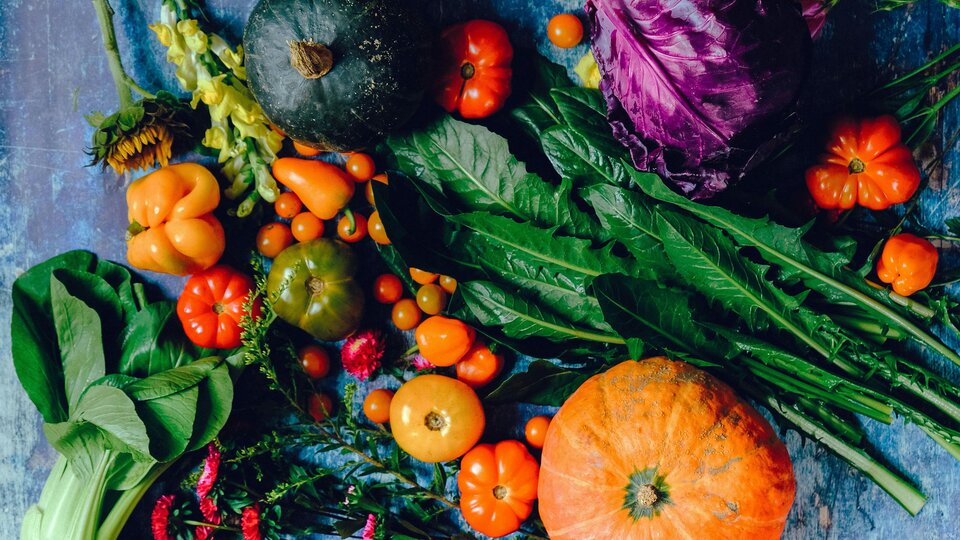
left=538, top=357, right=795, bottom=540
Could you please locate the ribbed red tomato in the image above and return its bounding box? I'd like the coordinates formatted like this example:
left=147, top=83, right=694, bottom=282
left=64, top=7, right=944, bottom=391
left=177, top=265, right=262, bottom=349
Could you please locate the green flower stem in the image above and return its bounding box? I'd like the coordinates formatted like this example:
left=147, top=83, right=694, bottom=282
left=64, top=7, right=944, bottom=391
left=91, top=0, right=155, bottom=109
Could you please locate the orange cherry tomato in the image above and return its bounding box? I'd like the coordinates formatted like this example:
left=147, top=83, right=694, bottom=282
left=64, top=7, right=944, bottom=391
left=368, top=211, right=391, bottom=245
left=299, top=345, right=331, bottom=379
left=415, top=316, right=476, bottom=367
left=806, top=116, right=921, bottom=211
left=367, top=173, right=389, bottom=206
left=458, top=440, right=539, bottom=537
left=291, top=212, right=324, bottom=242
left=390, top=374, right=485, bottom=462
left=547, top=14, right=584, bottom=48
left=345, top=153, right=376, bottom=182
left=337, top=213, right=368, bottom=243
left=363, top=389, right=394, bottom=424
left=293, top=140, right=321, bottom=157
left=456, top=341, right=504, bottom=389
left=524, top=415, right=551, bottom=449
left=308, top=392, right=335, bottom=422
left=272, top=158, right=355, bottom=220
left=876, top=233, right=938, bottom=296
left=374, top=274, right=404, bottom=304
left=274, top=191, right=303, bottom=219
left=256, top=223, right=294, bottom=258
left=410, top=267, right=439, bottom=285
left=392, top=299, right=423, bottom=331
left=416, top=284, right=447, bottom=315
left=439, top=275, right=458, bottom=295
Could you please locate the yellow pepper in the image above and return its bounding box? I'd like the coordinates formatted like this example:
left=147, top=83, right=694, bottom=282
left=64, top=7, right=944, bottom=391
left=126, top=163, right=225, bottom=275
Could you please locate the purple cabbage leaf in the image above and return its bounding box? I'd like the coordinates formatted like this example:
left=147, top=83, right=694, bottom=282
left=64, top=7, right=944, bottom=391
left=587, top=0, right=812, bottom=198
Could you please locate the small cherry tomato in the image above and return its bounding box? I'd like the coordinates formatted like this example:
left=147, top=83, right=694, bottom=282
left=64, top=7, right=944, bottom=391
left=337, top=213, right=368, bottom=243
left=345, top=153, right=376, bottom=182
left=877, top=233, right=938, bottom=296
left=458, top=440, right=539, bottom=537
left=410, top=267, right=439, bottom=285
left=274, top=191, right=303, bottom=219
left=366, top=173, right=389, bottom=206
left=368, top=211, right=391, bottom=245
left=547, top=14, right=584, bottom=48
left=416, top=283, right=448, bottom=315
left=390, top=374, right=485, bottom=462
left=439, top=275, right=458, bottom=295
left=291, top=212, right=324, bottom=242
left=524, top=415, right=551, bottom=449
left=374, top=274, right=404, bottom=304
left=299, top=344, right=331, bottom=379
left=257, top=223, right=294, bottom=258
left=415, top=316, right=475, bottom=367
left=392, top=298, right=422, bottom=331
left=308, top=392, right=335, bottom=422
left=363, top=389, right=394, bottom=424
left=456, top=341, right=504, bottom=389
left=292, top=140, right=321, bottom=157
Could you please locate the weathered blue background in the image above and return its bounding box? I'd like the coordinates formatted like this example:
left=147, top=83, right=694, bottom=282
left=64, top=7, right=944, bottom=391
left=0, top=0, right=959, bottom=538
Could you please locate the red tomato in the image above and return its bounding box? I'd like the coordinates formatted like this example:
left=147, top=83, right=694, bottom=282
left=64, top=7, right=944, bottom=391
left=309, top=393, right=335, bottom=422
left=374, top=274, right=404, bottom=304
left=299, top=345, right=331, bottom=379
left=458, top=440, right=539, bottom=537
left=435, top=20, right=514, bottom=119
left=274, top=192, right=303, bottom=219
left=456, top=341, right=504, bottom=388
left=177, top=265, right=262, bottom=349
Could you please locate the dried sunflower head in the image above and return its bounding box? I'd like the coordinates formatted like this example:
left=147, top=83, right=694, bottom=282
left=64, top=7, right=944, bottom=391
left=88, top=91, right=194, bottom=174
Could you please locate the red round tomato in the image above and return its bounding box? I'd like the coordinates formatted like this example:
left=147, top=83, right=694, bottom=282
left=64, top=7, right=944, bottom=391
left=456, top=341, right=504, bottom=389
left=374, top=274, right=404, bottom=304
left=309, top=393, right=335, bottom=422
left=337, top=213, right=368, bottom=243
left=257, top=223, right=294, bottom=258
left=177, top=265, right=262, bottom=349
left=345, top=153, right=376, bottom=182
left=274, top=191, right=303, bottom=219
left=299, top=345, right=331, bottom=379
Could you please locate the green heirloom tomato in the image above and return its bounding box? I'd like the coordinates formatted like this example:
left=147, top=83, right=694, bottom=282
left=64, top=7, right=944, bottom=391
left=266, top=239, right=364, bottom=340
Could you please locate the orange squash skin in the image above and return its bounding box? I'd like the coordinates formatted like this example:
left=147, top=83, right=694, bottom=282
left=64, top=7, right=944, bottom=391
left=538, top=357, right=795, bottom=540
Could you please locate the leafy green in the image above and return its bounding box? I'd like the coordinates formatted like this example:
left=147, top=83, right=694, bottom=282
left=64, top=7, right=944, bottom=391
left=510, top=55, right=574, bottom=139
left=51, top=276, right=107, bottom=412
left=484, top=360, right=597, bottom=406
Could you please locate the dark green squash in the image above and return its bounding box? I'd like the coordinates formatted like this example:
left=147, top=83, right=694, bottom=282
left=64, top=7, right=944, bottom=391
left=243, top=0, right=433, bottom=151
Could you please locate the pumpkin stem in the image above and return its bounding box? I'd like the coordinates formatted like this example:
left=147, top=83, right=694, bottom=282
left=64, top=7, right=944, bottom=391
left=848, top=157, right=866, bottom=174
left=492, top=485, right=508, bottom=500
left=289, top=40, right=334, bottom=80
left=306, top=277, right=325, bottom=295
left=636, top=484, right=658, bottom=508
left=424, top=412, right=447, bottom=431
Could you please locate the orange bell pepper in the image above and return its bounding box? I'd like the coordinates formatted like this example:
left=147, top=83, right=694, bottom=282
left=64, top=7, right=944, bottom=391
left=805, top=115, right=920, bottom=210
left=126, top=163, right=225, bottom=276
left=272, top=158, right=355, bottom=220
left=415, top=316, right=476, bottom=367
left=876, top=233, right=938, bottom=296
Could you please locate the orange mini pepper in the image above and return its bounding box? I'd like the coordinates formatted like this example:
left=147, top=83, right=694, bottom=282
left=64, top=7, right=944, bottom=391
left=272, top=157, right=355, bottom=220
left=806, top=115, right=920, bottom=210
left=877, top=233, right=938, bottom=296
left=126, top=163, right=225, bottom=275
left=415, top=315, right=476, bottom=367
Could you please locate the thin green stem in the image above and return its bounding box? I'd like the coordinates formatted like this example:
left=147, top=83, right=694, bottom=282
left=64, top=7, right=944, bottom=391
left=183, top=520, right=241, bottom=532
left=91, top=0, right=153, bottom=109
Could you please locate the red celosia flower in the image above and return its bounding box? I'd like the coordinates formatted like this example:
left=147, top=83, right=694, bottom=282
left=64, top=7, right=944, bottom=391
left=151, top=494, right=176, bottom=540
left=195, top=525, right=212, bottom=540
left=411, top=354, right=434, bottom=371
left=361, top=513, right=377, bottom=540
left=199, top=497, right=221, bottom=525
left=197, top=443, right=221, bottom=500
left=241, top=504, right=262, bottom=540
left=340, top=330, right=386, bottom=381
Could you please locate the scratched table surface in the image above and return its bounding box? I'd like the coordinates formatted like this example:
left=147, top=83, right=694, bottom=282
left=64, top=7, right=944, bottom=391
left=1, top=0, right=959, bottom=538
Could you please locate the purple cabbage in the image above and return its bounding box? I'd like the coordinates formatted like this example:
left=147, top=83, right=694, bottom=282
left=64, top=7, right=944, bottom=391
left=586, top=0, right=812, bottom=198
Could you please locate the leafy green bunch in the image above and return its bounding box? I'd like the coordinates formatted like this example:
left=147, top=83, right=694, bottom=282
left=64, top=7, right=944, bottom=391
left=375, top=59, right=960, bottom=514
left=12, top=251, right=236, bottom=540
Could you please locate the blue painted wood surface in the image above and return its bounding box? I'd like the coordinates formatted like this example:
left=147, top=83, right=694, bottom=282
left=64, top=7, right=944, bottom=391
left=0, top=0, right=958, bottom=538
